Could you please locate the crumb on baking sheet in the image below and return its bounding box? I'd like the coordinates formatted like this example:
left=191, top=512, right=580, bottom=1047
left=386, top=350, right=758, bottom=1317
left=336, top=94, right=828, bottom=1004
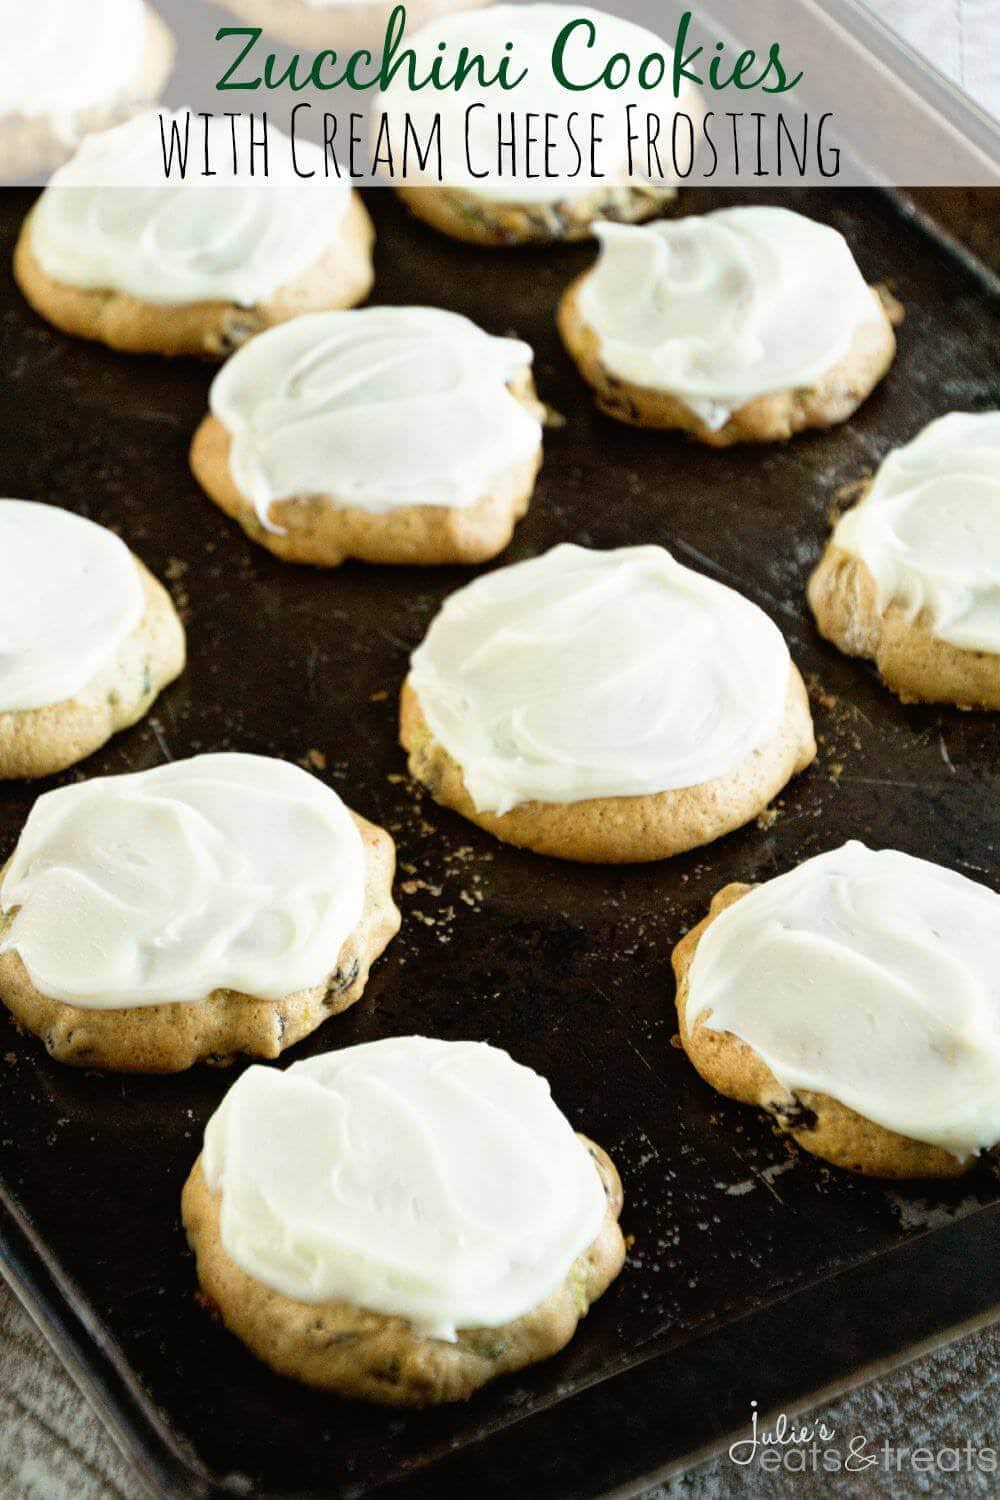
left=756, top=804, right=782, bottom=831
left=298, top=748, right=327, bottom=771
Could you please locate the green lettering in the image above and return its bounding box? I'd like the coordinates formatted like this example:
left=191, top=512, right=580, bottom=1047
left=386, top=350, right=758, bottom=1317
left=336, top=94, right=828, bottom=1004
left=215, top=28, right=262, bottom=91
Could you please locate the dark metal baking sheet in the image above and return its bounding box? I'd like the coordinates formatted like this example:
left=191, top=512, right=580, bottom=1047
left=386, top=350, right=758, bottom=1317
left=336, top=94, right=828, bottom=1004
left=1, top=183, right=999, bottom=1500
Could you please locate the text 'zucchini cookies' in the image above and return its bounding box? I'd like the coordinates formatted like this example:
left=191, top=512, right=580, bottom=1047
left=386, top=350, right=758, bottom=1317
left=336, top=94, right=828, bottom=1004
left=214, top=0, right=491, bottom=53
left=809, top=411, right=1000, bottom=709
left=191, top=306, right=544, bottom=566
left=559, top=206, right=897, bottom=445
left=0, top=0, right=174, bottom=182
left=382, top=4, right=689, bottom=246
left=14, top=112, right=373, bottom=358
left=402, top=544, right=816, bottom=862
left=182, top=1036, right=625, bottom=1404
left=673, top=842, right=1000, bottom=1179
left=0, top=753, right=399, bottom=1071
left=0, top=500, right=185, bottom=779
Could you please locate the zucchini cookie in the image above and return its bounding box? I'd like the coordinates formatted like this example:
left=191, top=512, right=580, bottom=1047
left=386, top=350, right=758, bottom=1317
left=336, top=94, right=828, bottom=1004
left=0, top=753, right=399, bottom=1072
left=182, top=1036, right=625, bottom=1403
left=0, top=0, right=174, bottom=183
left=191, top=306, right=544, bottom=566
left=381, top=5, right=692, bottom=246
left=673, top=841, right=1000, bottom=1179
left=214, top=0, right=491, bottom=52
left=808, top=410, right=1000, bottom=709
left=14, top=111, right=373, bottom=358
left=401, top=543, right=816, bottom=862
left=0, top=500, right=185, bottom=779
left=559, top=206, right=898, bottom=444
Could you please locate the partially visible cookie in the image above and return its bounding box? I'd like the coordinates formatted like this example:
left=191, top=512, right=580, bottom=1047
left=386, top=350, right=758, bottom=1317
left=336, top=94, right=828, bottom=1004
left=191, top=306, right=544, bottom=566
left=0, top=500, right=185, bottom=779
left=809, top=410, right=1000, bottom=709
left=214, top=0, right=492, bottom=51
left=558, top=207, right=898, bottom=444
left=402, top=543, right=816, bottom=862
left=395, top=183, right=673, bottom=249
left=673, top=841, right=1000, bottom=1178
left=182, top=1037, right=625, bottom=1403
left=0, top=0, right=174, bottom=182
left=382, top=5, right=688, bottom=247
left=0, top=753, right=399, bottom=1071
left=14, top=112, right=373, bottom=358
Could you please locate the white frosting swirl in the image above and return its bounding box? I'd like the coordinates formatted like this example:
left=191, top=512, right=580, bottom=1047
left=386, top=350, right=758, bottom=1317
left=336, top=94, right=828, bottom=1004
left=381, top=4, right=692, bottom=204
left=201, top=1036, right=608, bottom=1338
left=0, top=0, right=148, bottom=122
left=0, top=753, right=365, bottom=1008
left=30, top=112, right=351, bottom=306
left=686, top=842, right=1000, bottom=1160
left=209, top=307, right=541, bottom=526
left=408, top=543, right=792, bottom=814
left=0, top=499, right=144, bottom=713
left=577, top=207, right=881, bottom=430
left=833, top=411, right=1000, bottom=654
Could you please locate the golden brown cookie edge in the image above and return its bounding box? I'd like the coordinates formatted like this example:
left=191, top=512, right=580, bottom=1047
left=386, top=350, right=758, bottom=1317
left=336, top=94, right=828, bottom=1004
left=181, top=1132, right=624, bottom=1404
left=0, top=557, right=186, bottom=780
left=557, top=278, right=897, bottom=445
left=13, top=191, right=374, bottom=358
left=808, top=541, right=1000, bottom=710
left=190, top=374, right=542, bottom=567
left=0, top=811, right=399, bottom=1072
left=399, top=669, right=817, bottom=863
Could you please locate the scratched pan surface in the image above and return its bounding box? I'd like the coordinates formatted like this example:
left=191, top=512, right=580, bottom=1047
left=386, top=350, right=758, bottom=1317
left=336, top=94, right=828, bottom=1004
left=1, top=184, right=999, bottom=1499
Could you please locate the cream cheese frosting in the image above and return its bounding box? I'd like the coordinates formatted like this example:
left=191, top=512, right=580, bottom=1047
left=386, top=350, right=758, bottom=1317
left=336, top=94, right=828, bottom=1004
left=833, top=410, right=1000, bottom=654
left=0, top=499, right=144, bottom=713
left=380, top=4, right=693, bottom=204
left=0, top=753, right=365, bottom=1008
left=208, top=306, right=541, bottom=527
left=201, top=1036, right=608, bottom=1338
left=686, top=841, right=1000, bottom=1160
left=408, top=543, right=792, bottom=814
left=0, top=0, right=148, bottom=125
left=29, top=112, right=351, bottom=306
left=577, top=207, right=881, bottom=430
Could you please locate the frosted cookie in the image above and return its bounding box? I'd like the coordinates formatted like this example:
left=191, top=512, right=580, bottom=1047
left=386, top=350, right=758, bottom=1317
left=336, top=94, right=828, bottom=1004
left=559, top=206, right=898, bottom=445
left=0, top=0, right=174, bottom=183
left=809, top=411, right=1000, bottom=709
left=215, top=0, right=491, bottom=52
left=182, top=1036, right=625, bottom=1403
left=673, top=842, right=1000, bottom=1179
left=14, top=112, right=374, bottom=358
left=0, top=753, right=399, bottom=1072
left=0, top=500, right=185, bottom=779
left=401, top=544, right=816, bottom=862
left=191, top=306, right=544, bottom=566
left=382, top=5, right=688, bottom=246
